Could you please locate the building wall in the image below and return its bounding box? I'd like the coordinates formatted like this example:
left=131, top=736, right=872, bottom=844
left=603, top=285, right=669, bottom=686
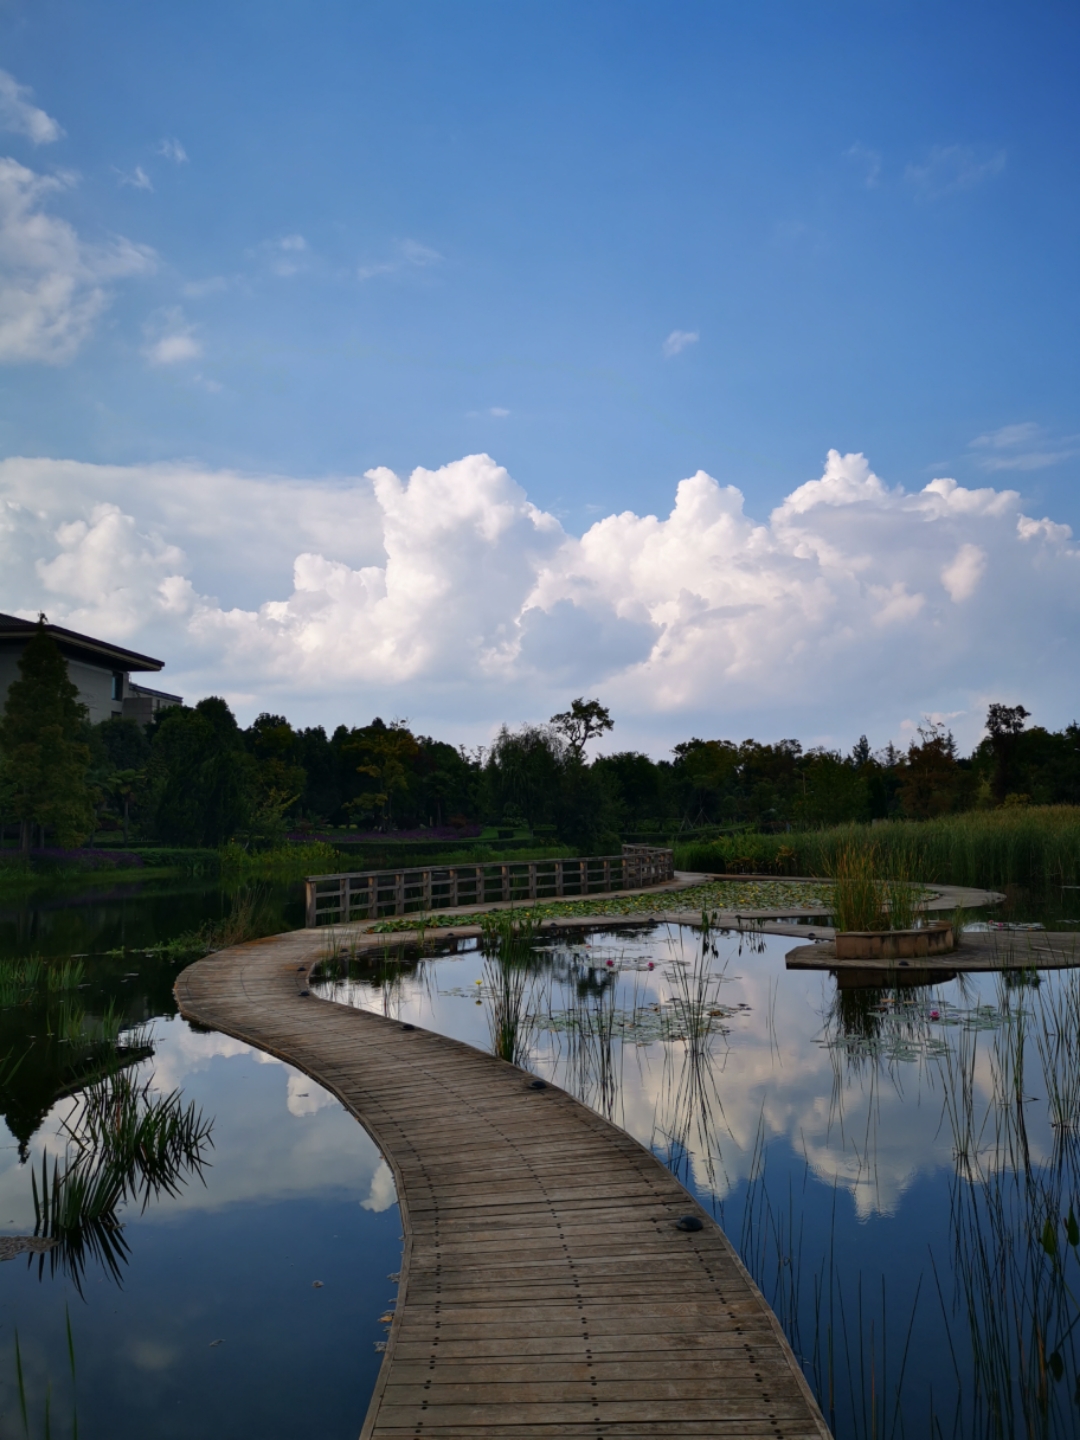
left=0, top=649, right=124, bottom=725
left=66, top=657, right=124, bottom=724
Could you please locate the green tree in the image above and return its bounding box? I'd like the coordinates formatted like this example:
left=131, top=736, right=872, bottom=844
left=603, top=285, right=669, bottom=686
left=105, top=768, right=146, bottom=845
left=897, top=722, right=971, bottom=819
left=344, top=719, right=421, bottom=828
left=0, top=620, right=94, bottom=851
left=985, top=702, right=1031, bottom=803
left=150, top=698, right=254, bottom=846
left=549, top=698, right=613, bottom=760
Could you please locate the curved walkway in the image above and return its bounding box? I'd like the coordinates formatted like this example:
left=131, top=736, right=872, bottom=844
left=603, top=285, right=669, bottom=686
left=176, top=928, right=831, bottom=1439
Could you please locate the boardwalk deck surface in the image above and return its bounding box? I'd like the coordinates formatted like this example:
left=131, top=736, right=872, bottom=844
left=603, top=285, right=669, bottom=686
left=175, top=926, right=831, bottom=1439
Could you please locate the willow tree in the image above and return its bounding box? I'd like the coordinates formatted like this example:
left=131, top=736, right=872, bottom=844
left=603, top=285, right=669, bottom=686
left=0, top=620, right=94, bottom=851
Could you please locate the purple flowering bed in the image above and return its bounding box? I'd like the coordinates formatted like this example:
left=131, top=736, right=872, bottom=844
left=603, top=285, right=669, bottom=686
left=2, top=848, right=146, bottom=870
left=286, top=825, right=483, bottom=844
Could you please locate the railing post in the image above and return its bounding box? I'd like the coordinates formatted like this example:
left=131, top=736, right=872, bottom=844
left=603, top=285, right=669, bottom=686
left=305, top=879, right=317, bottom=928
left=395, top=871, right=405, bottom=915
left=529, top=861, right=537, bottom=899
left=555, top=860, right=564, bottom=897
left=603, top=858, right=610, bottom=893
left=339, top=875, right=348, bottom=923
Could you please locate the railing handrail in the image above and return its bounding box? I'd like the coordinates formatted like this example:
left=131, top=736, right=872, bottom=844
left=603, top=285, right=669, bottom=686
left=303, top=845, right=674, bottom=927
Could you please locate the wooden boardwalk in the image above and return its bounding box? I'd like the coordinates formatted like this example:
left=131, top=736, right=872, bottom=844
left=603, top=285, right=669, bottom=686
left=175, top=927, right=831, bottom=1439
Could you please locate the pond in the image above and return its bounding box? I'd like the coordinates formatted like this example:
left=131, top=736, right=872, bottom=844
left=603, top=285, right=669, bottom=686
left=5, top=870, right=1080, bottom=1439
left=0, top=875, right=306, bottom=964
left=314, top=919, right=1080, bottom=1440
left=0, top=881, right=400, bottom=1440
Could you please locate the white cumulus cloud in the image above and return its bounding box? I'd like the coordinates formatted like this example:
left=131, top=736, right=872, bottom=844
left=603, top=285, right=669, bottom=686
left=941, top=542, right=987, bottom=602
left=0, top=158, right=154, bottom=364
left=142, top=306, right=202, bottom=365
left=0, top=70, right=63, bottom=145
left=0, top=449, right=1077, bottom=748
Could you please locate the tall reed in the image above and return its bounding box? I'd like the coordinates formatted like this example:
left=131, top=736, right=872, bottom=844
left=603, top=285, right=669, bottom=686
left=480, top=912, right=540, bottom=1067
left=677, top=805, right=1080, bottom=889
left=825, top=843, right=925, bottom=931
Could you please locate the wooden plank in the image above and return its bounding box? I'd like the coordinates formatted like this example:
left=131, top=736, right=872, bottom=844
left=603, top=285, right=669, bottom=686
left=173, top=924, right=831, bottom=1440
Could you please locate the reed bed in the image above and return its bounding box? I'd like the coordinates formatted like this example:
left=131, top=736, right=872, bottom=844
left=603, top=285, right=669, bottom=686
left=676, top=805, right=1080, bottom=889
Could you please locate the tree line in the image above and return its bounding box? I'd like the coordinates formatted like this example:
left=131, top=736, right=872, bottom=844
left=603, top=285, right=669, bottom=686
left=1, top=621, right=1078, bottom=853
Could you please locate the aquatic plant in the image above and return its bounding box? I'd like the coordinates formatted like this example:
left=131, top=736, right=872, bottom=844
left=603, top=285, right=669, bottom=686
left=0, top=956, right=85, bottom=1009
left=149, top=882, right=285, bottom=959
left=30, top=1069, right=213, bottom=1292
left=677, top=805, right=1080, bottom=890
left=481, top=912, right=540, bottom=1066
left=826, top=843, right=926, bottom=932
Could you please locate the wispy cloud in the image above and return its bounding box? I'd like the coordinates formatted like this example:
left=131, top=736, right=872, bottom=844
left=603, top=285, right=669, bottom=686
left=0, top=158, right=154, bottom=364
left=256, top=234, right=309, bottom=277
left=662, top=329, right=698, bottom=359
left=905, top=144, right=1006, bottom=198
left=182, top=275, right=229, bottom=299
left=0, top=70, right=63, bottom=145
left=117, top=165, right=153, bottom=192
left=466, top=406, right=510, bottom=418
left=847, top=142, right=881, bottom=188
left=156, top=138, right=188, bottom=165
left=142, top=306, right=201, bottom=366
left=358, top=238, right=443, bottom=282
left=969, top=422, right=1080, bottom=472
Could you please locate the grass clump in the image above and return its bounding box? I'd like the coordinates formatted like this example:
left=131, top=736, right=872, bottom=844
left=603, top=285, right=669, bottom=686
left=676, top=805, right=1080, bottom=890
left=0, top=956, right=84, bottom=1009
left=827, top=844, right=926, bottom=931
left=481, top=912, right=540, bottom=1066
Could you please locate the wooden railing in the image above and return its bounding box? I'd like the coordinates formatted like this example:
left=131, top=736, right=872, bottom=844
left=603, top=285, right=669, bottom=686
left=304, top=844, right=674, bottom=928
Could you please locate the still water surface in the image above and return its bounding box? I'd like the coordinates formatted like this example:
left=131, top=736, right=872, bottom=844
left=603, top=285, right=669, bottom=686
left=316, top=921, right=1080, bottom=1440
left=0, top=880, right=398, bottom=1440
left=5, top=873, right=1080, bottom=1439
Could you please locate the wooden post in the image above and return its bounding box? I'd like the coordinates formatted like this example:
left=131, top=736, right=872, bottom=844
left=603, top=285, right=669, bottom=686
left=555, top=860, right=564, bottom=898
left=305, top=879, right=317, bottom=928
left=603, top=858, right=611, bottom=893
left=395, top=871, right=405, bottom=915
left=528, top=861, right=537, bottom=900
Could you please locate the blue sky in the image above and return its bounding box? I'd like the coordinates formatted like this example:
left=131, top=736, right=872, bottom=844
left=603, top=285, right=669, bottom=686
left=1, top=2, right=1078, bottom=751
